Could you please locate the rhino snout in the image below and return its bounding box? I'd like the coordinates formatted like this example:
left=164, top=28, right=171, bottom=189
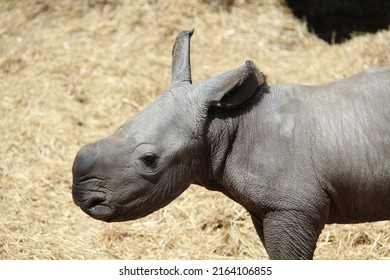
left=72, top=143, right=117, bottom=221
left=72, top=143, right=100, bottom=180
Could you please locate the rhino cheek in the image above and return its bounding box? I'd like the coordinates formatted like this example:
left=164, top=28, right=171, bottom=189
left=102, top=149, right=193, bottom=221
left=109, top=179, right=184, bottom=221
left=101, top=180, right=155, bottom=218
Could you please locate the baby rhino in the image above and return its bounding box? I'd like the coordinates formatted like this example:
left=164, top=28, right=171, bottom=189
left=72, top=30, right=390, bottom=259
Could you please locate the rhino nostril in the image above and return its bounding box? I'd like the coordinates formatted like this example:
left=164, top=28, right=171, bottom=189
left=86, top=193, right=107, bottom=209
left=72, top=143, right=99, bottom=178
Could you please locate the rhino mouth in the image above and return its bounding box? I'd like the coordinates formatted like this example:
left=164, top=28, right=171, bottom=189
left=72, top=178, right=116, bottom=221
left=73, top=192, right=116, bottom=220
left=85, top=194, right=115, bottom=220
left=87, top=203, right=115, bottom=220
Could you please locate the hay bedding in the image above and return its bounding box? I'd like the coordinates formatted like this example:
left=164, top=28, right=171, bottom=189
left=0, top=0, right=389, bottom=260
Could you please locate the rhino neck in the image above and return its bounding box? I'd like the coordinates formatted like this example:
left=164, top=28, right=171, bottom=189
left=189, top=110, right=237, bottom=198
left=195, top=94, right=262, bottom=194
left=207, top=112, right=239, bottom=180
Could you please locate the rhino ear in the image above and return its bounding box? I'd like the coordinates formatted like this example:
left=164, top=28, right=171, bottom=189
left=199, top=61, right=266, bottom=108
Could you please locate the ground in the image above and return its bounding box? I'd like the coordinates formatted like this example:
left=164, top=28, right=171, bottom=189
left=1, top=0, right=389, bottom=259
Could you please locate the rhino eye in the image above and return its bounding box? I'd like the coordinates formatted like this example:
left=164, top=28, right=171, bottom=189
left=141, top=153, right=157, bottom=166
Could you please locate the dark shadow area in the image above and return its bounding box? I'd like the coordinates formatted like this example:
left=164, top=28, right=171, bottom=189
left=285, top=0, right=390, bottom=44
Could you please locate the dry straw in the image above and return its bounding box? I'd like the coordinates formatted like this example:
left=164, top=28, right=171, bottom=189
left=1, top=0, right=389, bottom=259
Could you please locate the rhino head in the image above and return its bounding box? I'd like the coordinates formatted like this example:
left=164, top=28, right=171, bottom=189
left=72, top=30, right=265, bottom=222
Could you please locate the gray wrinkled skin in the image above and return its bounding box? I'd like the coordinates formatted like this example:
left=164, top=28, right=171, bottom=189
left=72, top=30, right=390, bottom=259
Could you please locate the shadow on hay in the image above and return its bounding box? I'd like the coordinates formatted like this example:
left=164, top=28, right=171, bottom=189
left=203, top=0, right=390, bottom=44
left=285, top=0, right=390, bottom=44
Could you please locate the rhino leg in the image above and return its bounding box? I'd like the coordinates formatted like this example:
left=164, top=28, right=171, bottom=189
left=262, top=210, right=326, bottom=260
left=250, top=214, right=266, bottom=246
